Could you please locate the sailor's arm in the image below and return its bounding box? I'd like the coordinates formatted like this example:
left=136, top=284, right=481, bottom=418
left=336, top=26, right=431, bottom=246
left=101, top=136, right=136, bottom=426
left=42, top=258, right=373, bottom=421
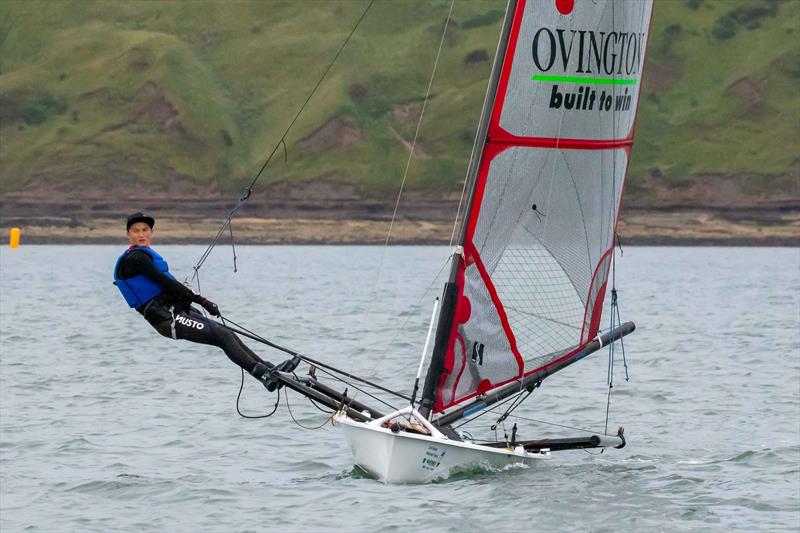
left=125, top=251, right=219, bottom=314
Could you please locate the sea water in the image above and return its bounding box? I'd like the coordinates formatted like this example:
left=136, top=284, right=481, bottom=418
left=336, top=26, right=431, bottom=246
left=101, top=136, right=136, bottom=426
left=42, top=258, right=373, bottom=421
left=1, top=246, right=798, bottom=532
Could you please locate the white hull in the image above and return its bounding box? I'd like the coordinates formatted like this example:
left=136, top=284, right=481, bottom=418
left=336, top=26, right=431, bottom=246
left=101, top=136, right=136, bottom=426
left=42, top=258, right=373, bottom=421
left=335, top=407, right=549, bottom=484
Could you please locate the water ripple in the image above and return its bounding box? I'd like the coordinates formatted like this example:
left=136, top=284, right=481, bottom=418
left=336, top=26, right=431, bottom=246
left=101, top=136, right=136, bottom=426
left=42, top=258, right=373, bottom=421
left=1, top=246, right=798, bottom=532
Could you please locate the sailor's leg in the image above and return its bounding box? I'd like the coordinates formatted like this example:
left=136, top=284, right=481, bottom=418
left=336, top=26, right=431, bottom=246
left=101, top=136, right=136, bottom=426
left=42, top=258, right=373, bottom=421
left=147, top=305, right=261, bottom=374
left=147, top=305, right=298, bottom=389
left=185, top=309, right=301, bottom=390
left=176, top=308, right=266, bottom=374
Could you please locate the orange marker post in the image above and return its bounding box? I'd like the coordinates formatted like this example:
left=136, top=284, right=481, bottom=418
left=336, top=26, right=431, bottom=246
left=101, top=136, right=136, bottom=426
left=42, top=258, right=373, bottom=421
left=9, top=227, right=20, bottom=248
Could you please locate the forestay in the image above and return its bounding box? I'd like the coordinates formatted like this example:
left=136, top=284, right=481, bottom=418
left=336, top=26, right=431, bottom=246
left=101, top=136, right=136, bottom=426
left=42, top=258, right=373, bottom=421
left=430, top=0, right=653, bottom=413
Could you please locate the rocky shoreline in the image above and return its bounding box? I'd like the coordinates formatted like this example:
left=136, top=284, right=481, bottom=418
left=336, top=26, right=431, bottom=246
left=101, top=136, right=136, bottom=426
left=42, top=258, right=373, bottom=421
left=1, top=188, right=797, bottom=246
left=2, top=208, right=797, bottom=246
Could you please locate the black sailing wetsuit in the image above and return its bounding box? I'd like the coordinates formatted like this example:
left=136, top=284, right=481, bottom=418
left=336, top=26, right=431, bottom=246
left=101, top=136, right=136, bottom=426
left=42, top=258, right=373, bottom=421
left=115, top=249, right=264, bottom=374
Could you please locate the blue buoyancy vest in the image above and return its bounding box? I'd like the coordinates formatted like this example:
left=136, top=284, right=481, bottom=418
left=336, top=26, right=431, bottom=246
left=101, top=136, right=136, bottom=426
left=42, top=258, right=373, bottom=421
left=113, top=246, right=176, bottom=308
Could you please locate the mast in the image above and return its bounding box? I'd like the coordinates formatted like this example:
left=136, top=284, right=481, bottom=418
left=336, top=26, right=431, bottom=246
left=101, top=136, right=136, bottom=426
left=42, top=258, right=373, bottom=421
left=419, top=0, right=518, bottom=419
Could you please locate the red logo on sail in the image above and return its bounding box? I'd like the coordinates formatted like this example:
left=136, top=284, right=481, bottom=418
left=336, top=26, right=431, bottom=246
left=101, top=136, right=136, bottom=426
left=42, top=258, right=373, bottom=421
left=555, top=0, right=574, bottom=15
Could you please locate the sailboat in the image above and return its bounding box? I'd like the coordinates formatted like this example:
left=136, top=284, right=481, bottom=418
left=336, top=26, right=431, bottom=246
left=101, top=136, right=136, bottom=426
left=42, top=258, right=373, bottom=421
left=199, top=0, right=654, bottom=483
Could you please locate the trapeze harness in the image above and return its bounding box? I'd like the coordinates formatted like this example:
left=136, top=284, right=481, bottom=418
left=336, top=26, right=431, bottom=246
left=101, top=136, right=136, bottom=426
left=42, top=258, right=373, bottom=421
left=113, top=246, right=264, bottom=374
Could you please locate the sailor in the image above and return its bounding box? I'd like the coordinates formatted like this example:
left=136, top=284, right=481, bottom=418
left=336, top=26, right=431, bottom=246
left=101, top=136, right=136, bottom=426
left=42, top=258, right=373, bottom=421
left=114, top=212, right=298, bottom=390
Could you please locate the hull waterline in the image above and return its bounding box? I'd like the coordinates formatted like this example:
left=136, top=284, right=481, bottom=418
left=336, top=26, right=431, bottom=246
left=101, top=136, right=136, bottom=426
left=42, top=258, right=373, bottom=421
left=335, top=408, right=549, bottom=484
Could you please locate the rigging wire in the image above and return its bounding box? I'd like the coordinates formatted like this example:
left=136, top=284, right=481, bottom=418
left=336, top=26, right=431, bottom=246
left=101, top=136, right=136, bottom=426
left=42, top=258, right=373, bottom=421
left=358, top=253, right=452, bottom=390
left=186, top=0, right=375, bottom=287
left=383, top=0, right=456, bottom=249
left=355, top=0, right=457, bottom=397
left=508, top=414, right=601, bottom=435
left=601, top=0, right=633, bottom=437
left=603, top=283, right=630, bottom=435
left=309, top=368, right=399, bottom=412
left=394, top=254, right=452, bottom=349
left=451, top=391, right=521, bottom=430
left=490, top=381, right=539, bottom=431
left=368, top=0, right=456, bottom=337
left=306, top=368, right=400, bottom=411
left=450, top=381, right=606, bottom=438
left=449, top=0, right=513, bottom=247
left=215, top=311, right=411, bottom=402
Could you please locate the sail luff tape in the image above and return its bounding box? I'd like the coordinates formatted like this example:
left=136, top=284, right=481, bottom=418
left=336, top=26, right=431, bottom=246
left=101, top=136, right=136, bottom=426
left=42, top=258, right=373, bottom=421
left=9, top=228, right=20, bottom=248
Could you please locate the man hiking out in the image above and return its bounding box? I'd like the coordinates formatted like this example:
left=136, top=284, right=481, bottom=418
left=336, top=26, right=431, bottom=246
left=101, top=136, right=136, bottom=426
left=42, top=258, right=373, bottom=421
left=113, top=212, right=298, bottom=390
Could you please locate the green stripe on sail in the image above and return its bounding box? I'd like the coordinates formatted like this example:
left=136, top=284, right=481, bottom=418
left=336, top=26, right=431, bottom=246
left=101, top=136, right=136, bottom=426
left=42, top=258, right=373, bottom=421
left=531, top=74, right=637, bottom=85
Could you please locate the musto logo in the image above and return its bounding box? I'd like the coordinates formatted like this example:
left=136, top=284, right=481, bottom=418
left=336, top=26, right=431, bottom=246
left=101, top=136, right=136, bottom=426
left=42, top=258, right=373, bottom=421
left=175, top=315, right=205, bottom=330
left=530, top=27, right=645, bottom=113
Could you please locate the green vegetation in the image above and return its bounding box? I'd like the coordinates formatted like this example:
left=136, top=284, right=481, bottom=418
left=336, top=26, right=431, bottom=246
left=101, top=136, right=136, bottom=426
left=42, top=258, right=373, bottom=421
left=632, top=0, right=798, bottom=191
left=0, top=0, right=797, bottom=199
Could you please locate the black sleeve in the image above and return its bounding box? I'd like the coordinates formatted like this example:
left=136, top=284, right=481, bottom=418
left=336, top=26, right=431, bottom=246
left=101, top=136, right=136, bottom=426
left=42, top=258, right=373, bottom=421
left=122, top=250, right=203, bottom=304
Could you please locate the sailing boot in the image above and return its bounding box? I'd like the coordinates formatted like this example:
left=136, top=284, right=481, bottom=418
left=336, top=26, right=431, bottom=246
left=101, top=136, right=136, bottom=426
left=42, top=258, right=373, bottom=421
left=250, top=362, right=273, bottom=382
left=263, top=355, right=302, bottom=392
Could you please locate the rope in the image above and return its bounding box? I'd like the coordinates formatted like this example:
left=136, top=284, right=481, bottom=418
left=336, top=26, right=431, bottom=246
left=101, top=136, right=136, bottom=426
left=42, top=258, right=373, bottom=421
left=235, top=368, right=280, bottom=419
left=228, top=220, right=238, bottom=273
left=306, top=393, right=337, bottom=413
left=186, top=0, right=375, bottom=286
left=284, top=388, right=334, bottom=430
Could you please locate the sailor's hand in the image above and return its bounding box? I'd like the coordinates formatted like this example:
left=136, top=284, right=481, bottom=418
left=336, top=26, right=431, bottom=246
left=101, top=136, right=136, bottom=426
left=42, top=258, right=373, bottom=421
left=200, top=298, right=221, bottom=317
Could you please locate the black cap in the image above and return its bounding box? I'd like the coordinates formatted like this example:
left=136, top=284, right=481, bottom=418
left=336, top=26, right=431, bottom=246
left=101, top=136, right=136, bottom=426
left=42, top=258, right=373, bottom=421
left=126, top=212, right=155, bottom=230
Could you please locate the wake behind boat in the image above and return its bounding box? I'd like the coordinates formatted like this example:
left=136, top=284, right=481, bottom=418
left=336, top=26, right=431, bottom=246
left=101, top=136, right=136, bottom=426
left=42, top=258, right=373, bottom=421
left=185, top=0, right=654, bottom=484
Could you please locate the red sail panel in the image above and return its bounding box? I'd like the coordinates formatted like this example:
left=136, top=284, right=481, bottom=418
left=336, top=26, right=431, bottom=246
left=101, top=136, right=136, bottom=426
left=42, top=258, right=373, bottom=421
left=434, top=0, right=653, bottom=412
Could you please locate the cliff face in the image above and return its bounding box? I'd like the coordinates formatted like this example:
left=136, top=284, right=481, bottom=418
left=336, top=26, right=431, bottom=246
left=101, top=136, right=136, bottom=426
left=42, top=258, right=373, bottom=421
left=1, top=1, right=797, bottom=214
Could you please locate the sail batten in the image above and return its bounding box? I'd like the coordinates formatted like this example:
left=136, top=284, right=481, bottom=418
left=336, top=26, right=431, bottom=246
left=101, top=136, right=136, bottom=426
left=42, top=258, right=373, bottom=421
left=424, top=0, right=653, bottom=415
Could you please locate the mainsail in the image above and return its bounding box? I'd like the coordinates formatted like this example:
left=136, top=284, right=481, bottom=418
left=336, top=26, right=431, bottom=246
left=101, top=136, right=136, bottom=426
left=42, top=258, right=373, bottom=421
left=422, top=0, right=653, bottom=416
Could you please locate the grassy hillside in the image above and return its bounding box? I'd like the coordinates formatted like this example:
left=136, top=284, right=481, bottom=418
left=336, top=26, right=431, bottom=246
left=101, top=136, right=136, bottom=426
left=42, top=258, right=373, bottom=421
left=632, top=0, right=799, bottom=195
left=0, top=0, right=797, bottom=203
